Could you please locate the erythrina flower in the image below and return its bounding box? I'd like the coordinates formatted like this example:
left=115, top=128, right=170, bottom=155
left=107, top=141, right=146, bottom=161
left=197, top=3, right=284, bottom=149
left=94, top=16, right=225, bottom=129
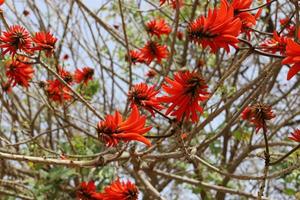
left=125, top=50, right=145, bottom=64
left=187, top=0, right=241, bottom=53
left=97, top=105, right=152, bottom=147
left=32, top=32, right=57, bottom=57
left=5, top=57, right=34, bottom=88
left=260, top=31, right=287, bottom=55
left=76, top=181, right=103, bottom=200
left=100, top=179, right=138, bottom=200
left=128, top=83, right=163, bottom=116
left=0, top=25, right=32, bottom=57
left=46, top=79, right=72, bottom=103
left=282, top=33, right=300, bottom=80
left=146, top=19, right=171, bottom=38
left=288, top=129, right=300, bottom=143
left=140, top=41, right=168, bottom=64
left=159, top=0, right=183, bottom=9
left=58, top=67, right=73, bottom=84
left=0, top=0, right=4, bottom=5
left=158, top=71, right=209, bottom=123
left=74, top=67, right=94, bottom=85
left=146, top=69, right=157, bottom=78
left=231, top=0, right=261, bottom=39
left=241, top=103, right=275, bottom=132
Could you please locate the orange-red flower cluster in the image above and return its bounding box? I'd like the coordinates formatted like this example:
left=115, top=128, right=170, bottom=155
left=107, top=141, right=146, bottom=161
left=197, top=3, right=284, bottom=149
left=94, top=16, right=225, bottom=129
left=159, top=71, right=209, bottom=123
left=5, top=57, right=34, bottom=88
left=128, top=83, right=163, bottom=116
left=140, top=41, right=168, bottom=64
left=74, top=67, right=94, bottom=85
left=46, top=79, right=72, bottom=103
left=100, top=179, right=138, bottom=200
left=76, top=179, right=138, bottom=200
left=126, top=50, right=145, bottom=65
left=282, top=33, right=300, bottom=80
left=76, top=181, right=103, bottom=200
left=231, top=0, right=261, bottom=39
left=146, top=19, right=171, bottom=38
left=0, top=26, right=58, bottom=58
left=97, top=105, right=152, bottom=147
left=260, top=31, right=287, bottom=55
left=241, top=103, right=275, bottom=132
left=0, top=25, right=32, bottom=57
left=188, top=0, right=241, bottom=53
left=32, top=32, right=57, bottom=57
left=289, top=129, right=300, bottom=143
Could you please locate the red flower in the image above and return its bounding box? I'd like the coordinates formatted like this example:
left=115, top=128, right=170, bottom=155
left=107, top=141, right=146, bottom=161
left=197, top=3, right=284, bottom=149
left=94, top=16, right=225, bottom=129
left=0, top=25, right=32, bottom=57
left=282, top=35, right=300, bottom=80
left=159, top=0, right=183, bottom=9
left=58, top=67, right=73, bottom=84
left=231, top=0, right=261, bottom=38
left=188, top=0, right=241, bottom=53
left=146, top=69, right=157, bottom=78
left=100, top=179, right=138, bottom=200
left=288, top=129, right=300, bottom=143
left=146, top=19, right=171, bottom=38
left=97, top=105, right=152, bottom=147
left=76, top=181, right=103, bottom=200
left=46, top=79, right=72, bottom=103
left=158, top=71, right=209, bottom=123
left=241, top=103, right=275, bottom=132
left=128, top=83, right=163, bottom=116
left=125, top=50, right=145, bottom=64
left=0, top=0, right=4, bottom=5
left=140, top=41, right=168, bottom=64
left=5, top=57, right=34, bottom=88
left=63, top=54, right=69, bottom=60
left=32, top=32, right=57, bottom=57
left=74, top=67, right=94, bottom=85
left=260, top=31, right=287, bottom=55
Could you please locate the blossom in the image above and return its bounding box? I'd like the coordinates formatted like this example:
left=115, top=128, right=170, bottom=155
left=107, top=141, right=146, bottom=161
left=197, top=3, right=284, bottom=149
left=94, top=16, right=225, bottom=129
left=241, top=103, right=275, bottom=132
left=97, top=105, right=152, bottom=147
left=100, top=179, right=138, bottom=200
left=146, top=69, right=157, bottom=78
left=187, top=0, right=241, bottom=53
left=32, top=32, right=57, bottom=57
left=76, top=181, right=103, bottom=200
left=58, top=67, right=73, bottom=84
left=140, top=41, right=168, bottom=64
left=46, top=79, right=72, bottom=103
left=5, top=57, right=34, bottom=88
left=146, top=19, right=171, bottom=38
left=0, top=0, right=4, bottom=5
left=74, top=67, right=94, bottom=85
left=159, top=0, right=183, bottom=9
left=128, top=83, right=163, bottom=116
left=231, top=0, right=261, bottom=38
left=288, top=129, right=300, bottom=143
left=259, top=31, right=287, bottom=55
left=158, top=71, right=209, bottom=123
left=282, top=35, right=300, bottom=80
left=0, top=25, right=32, bottom=57
left=125, top=50, right=145, bottom=64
